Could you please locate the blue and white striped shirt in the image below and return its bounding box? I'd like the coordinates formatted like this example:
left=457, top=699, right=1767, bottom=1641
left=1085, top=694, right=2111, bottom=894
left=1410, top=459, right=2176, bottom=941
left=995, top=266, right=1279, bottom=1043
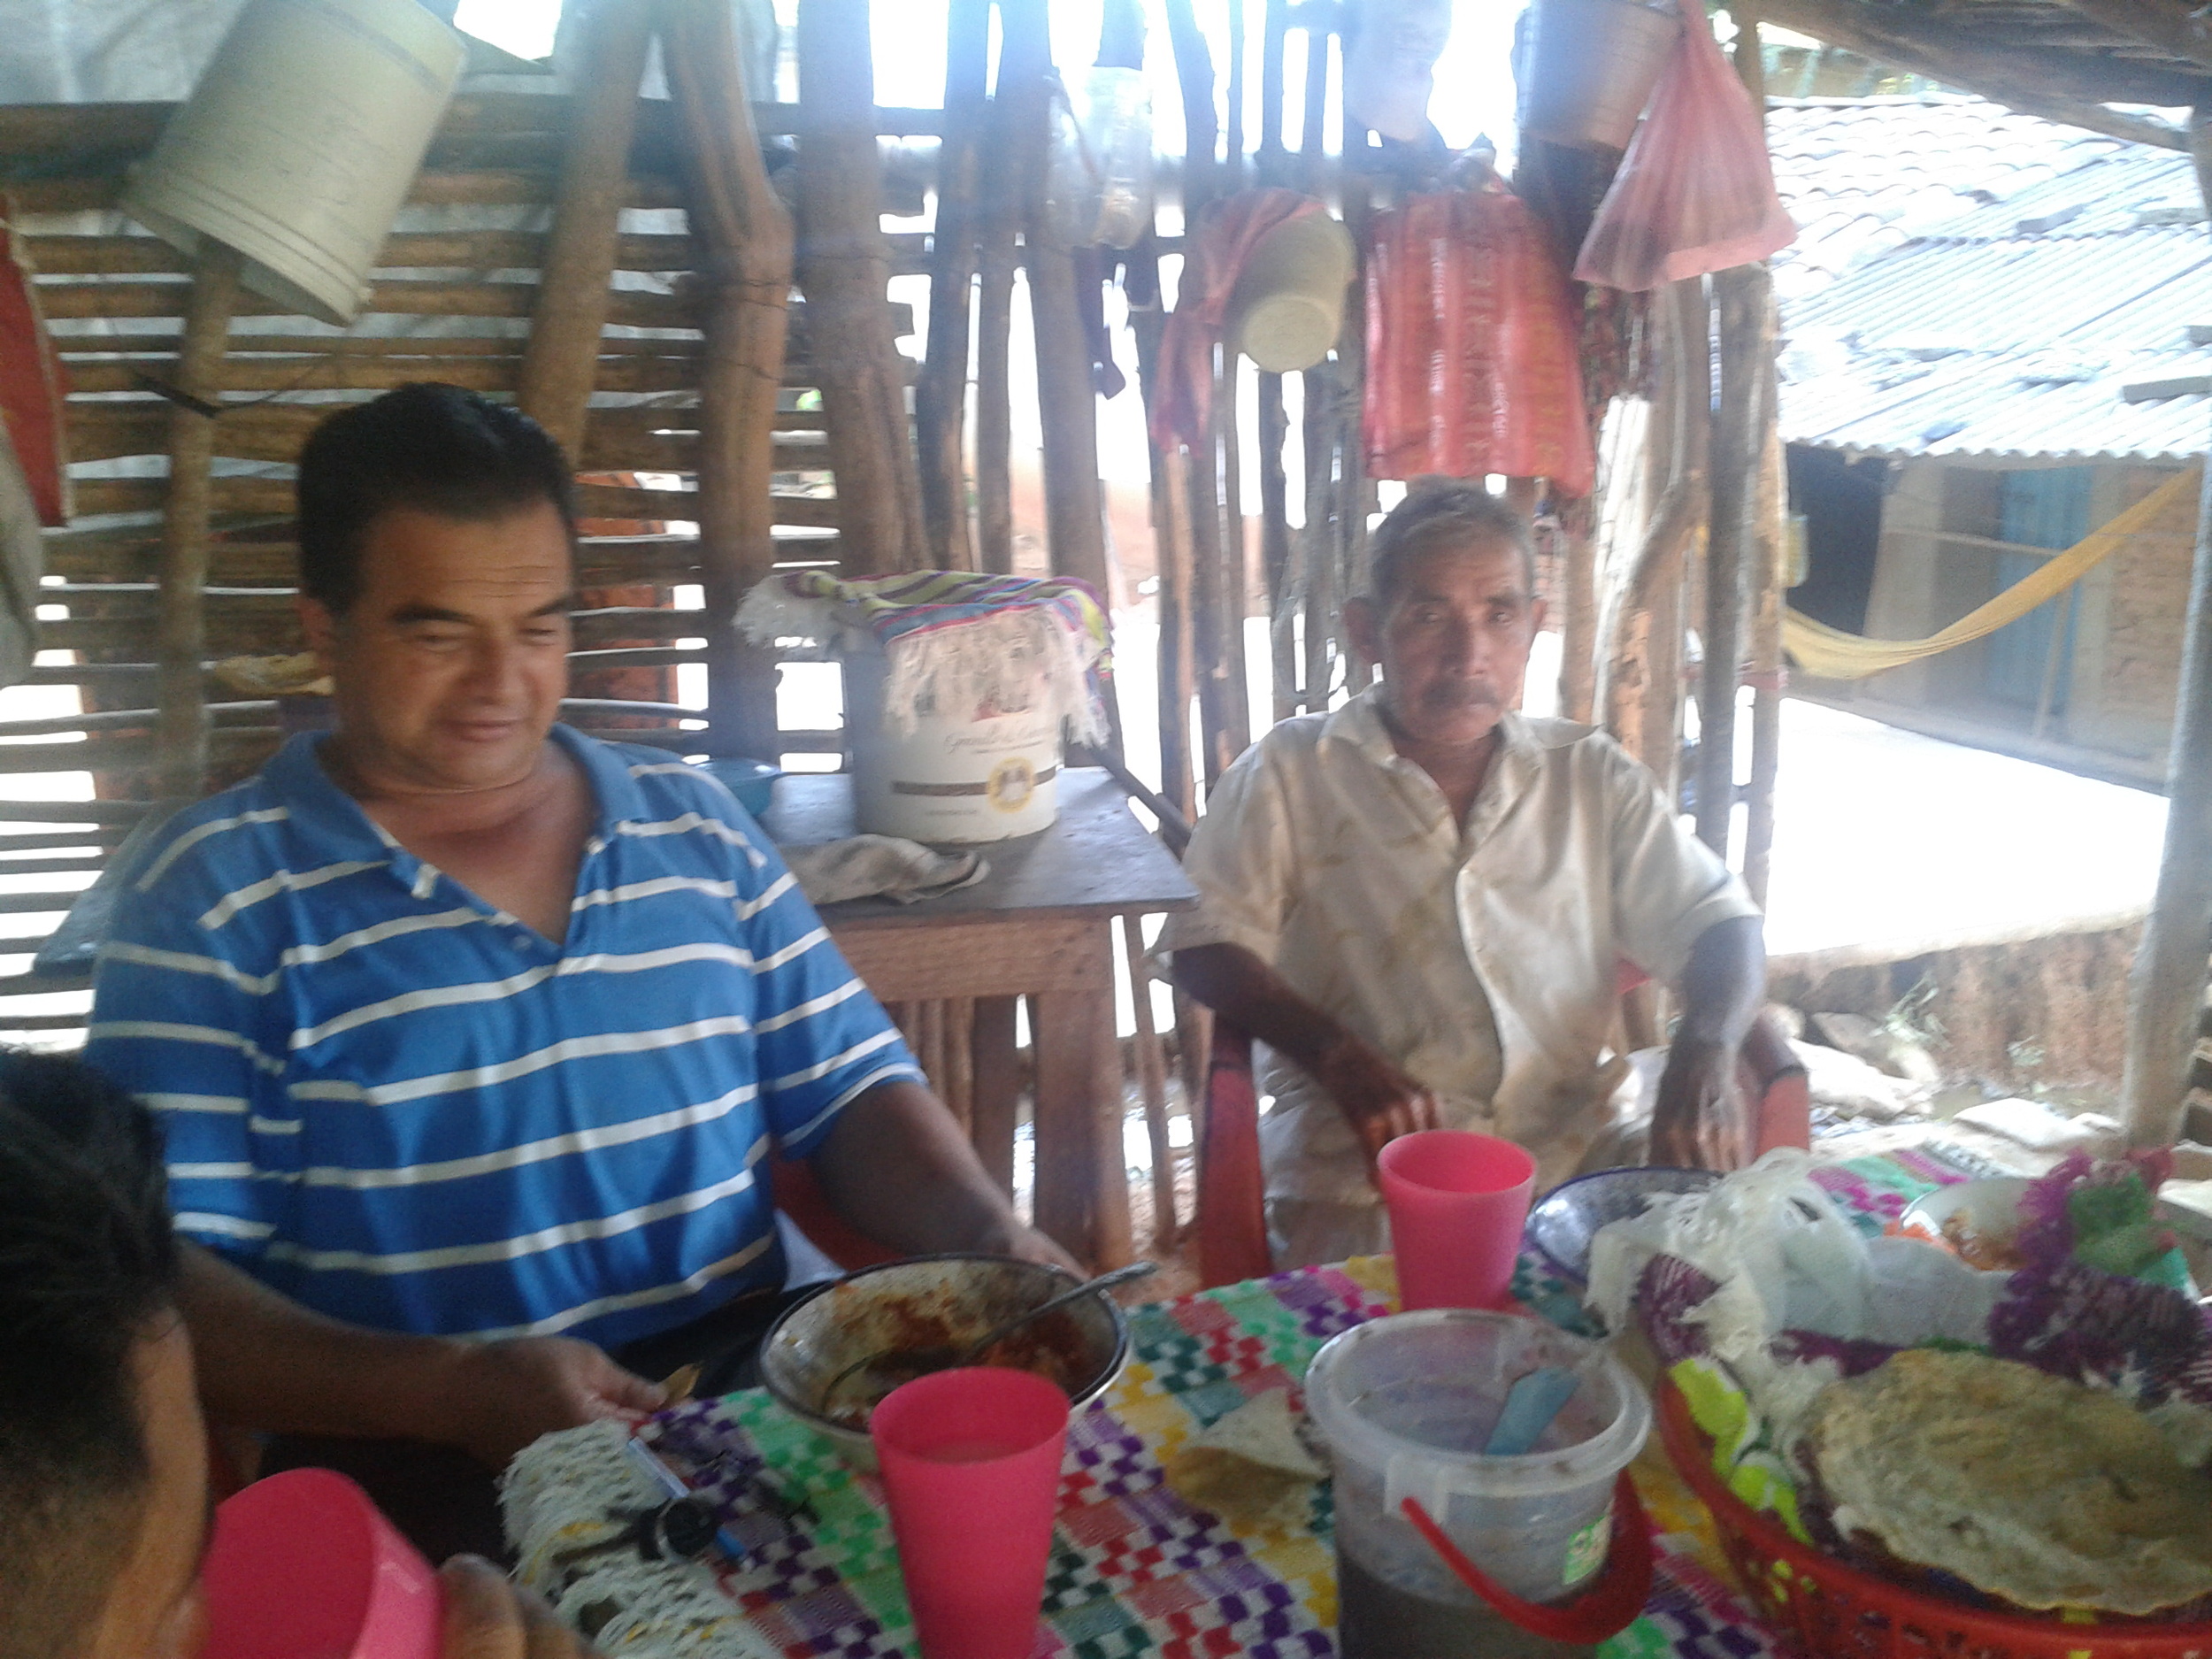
left=86, top=726, right=922, bottom=1347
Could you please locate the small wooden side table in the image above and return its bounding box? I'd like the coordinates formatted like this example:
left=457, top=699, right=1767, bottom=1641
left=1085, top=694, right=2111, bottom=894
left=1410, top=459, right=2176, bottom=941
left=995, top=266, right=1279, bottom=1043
left=763, top=768, right=1199, bottom=1268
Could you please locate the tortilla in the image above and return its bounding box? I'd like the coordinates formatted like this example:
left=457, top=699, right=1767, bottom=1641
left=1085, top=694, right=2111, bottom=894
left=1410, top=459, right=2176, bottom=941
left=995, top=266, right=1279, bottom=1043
left=1806, top=1348, right=2212, bottom=1616
left=1163, top=1389, right=1325, bottom=1531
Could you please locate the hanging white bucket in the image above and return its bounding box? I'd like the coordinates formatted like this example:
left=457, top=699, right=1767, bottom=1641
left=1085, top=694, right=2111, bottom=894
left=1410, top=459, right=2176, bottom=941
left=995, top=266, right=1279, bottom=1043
left=121, top=0, right=465, bottom=326
left=846, top=641, right=1063, bottom=844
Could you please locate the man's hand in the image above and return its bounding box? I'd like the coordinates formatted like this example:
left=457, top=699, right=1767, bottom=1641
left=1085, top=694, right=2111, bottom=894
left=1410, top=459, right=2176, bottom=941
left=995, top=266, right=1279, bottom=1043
left=439, top=1555, right=601, bottom=1658
left=1000, top=1223, right=1085, bottom=1276
left=1313, top=1033, right=1443, bottom=1164
left=435, top=1338, right=665, bottom=1469
left=1648, top=1038, right=1750, bottom=1171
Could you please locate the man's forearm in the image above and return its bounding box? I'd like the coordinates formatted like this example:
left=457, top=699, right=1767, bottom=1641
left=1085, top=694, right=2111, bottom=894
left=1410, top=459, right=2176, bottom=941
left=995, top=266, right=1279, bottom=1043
left=1170, top=942, right=1369, bottom=1075
left=178, top=1240, right=472, bottom=1441
left=1673, top=915, right=1767, bottom=1050
left=810, top=1079, right=1033, bottom=1257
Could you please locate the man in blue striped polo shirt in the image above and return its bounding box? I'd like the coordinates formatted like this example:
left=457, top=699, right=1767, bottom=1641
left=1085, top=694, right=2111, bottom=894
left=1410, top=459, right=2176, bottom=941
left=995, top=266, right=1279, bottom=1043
left=87, top=383, right=1072, bottom=1548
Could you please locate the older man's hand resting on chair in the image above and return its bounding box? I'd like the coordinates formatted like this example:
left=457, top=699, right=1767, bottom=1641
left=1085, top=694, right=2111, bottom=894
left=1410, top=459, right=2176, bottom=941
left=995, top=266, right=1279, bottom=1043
left=1164, top=479, right=1767, bottom=1271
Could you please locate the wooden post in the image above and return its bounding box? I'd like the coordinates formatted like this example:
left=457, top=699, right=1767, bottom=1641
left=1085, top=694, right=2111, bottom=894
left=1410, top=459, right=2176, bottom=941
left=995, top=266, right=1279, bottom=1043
left=516, top=0, right=652, bottom=453
left=2121, top=104, right=2212, bottom=1149
left=795, top=0, right=928, bottom=575
left=1743, top=422, right=1786, bottom=905
left=914, top=0, right=990, bottom=571
left=155, top=242, right=240, bottom=802
left=664, top=0, right=794, bottom=757
left=1001, top=0, right=1111, bottom=599
left=1556, top=493, right=1599, bottom=721
left=974, top=88, right=1019, bottom=578
left=1732, top=2, right=1786, bottom=906
left=1695, top=263, right=1770, bottom=856
left=1158, top=451, right=1201, bottom=815
left=1259, top=371, right=1295, bottom=721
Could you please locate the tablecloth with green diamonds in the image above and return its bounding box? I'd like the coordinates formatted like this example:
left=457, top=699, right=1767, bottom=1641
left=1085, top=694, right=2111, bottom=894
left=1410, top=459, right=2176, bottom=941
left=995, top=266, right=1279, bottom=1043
left=637, top=1146, right=1986, bottom=1659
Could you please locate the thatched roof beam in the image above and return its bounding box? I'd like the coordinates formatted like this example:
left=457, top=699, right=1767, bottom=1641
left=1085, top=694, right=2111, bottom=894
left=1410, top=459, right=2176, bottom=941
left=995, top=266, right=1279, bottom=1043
left=2050, top=0, right=2212, bottom=77
left=1756, top=0, right=2192, bottom=150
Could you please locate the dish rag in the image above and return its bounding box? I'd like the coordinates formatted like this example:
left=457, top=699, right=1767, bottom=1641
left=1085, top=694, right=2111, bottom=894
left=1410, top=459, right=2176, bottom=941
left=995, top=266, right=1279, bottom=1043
left=784, top=836, right=989, bottom=907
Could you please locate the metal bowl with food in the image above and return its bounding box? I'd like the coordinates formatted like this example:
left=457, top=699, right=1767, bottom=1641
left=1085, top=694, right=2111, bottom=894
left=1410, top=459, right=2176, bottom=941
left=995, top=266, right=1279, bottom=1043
left=1898, top=1176, right=2033, bottom=1271
left=759, top=1254, right=1130, bottom=1467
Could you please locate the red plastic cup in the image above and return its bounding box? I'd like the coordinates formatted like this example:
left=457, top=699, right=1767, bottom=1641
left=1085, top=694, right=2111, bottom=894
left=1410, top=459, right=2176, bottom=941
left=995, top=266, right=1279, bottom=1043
left=870, top=1367, right=1071, bottom=1659
left=199, top=1468, right=442, bottom=1659
left=1377, top=1130, right=1538, bottom=1311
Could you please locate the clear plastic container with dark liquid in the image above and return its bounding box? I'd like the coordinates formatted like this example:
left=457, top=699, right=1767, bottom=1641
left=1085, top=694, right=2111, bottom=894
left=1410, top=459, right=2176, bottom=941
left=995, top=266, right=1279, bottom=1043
left=1306, top=1311, right=1650, bottom=1659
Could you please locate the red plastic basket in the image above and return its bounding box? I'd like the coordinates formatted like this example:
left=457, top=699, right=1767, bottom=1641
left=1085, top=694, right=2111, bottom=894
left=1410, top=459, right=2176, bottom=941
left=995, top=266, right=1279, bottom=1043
left=1654, top=1379, right=2212, bottom=1659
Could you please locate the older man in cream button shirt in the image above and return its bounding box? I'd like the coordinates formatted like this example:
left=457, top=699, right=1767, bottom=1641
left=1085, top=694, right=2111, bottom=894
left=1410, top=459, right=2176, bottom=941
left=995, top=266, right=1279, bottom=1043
left=1164, top=480, right=1766, bottom=1268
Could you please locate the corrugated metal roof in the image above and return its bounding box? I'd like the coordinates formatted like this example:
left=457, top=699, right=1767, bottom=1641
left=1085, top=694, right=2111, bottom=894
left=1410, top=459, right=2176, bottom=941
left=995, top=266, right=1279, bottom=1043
left=1769, top=96, right=2212, bottom=463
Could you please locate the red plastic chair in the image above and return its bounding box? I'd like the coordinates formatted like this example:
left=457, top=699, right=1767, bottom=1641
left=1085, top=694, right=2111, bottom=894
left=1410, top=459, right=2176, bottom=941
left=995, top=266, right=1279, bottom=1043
left=1194, top=990, right=1809, bottom=1289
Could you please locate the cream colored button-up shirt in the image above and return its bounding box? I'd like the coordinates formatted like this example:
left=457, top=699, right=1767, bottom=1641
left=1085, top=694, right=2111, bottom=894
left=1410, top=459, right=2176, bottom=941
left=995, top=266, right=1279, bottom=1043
left=1159, top=690, right=1761, bottom=1203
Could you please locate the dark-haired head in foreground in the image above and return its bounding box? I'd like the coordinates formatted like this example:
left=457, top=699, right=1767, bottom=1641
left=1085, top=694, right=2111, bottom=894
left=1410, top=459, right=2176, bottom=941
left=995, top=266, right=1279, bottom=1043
left=0, top=1052, right=203, bottom=1659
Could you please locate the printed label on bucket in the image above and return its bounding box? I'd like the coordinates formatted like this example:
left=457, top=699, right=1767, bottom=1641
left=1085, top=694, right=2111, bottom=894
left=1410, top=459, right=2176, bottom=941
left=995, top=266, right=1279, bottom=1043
left=1562, top=1504, right=1611, bottom=1587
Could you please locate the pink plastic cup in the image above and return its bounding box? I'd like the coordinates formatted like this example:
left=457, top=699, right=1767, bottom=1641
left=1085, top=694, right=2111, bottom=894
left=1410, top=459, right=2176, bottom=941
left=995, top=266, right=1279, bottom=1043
left=870, top=1367, right=1071, bottom=1659
left=1378, top=1129, right=1539, bottom=1311
left=200, top=1468, right=442, bottom=1659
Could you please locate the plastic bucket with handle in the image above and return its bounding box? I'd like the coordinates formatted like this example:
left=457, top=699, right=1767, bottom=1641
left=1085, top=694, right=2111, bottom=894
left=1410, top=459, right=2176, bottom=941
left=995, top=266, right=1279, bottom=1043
left=1307, top=1310, right=1652, bottom=1656
left=121, top=0, right=465, bottom=326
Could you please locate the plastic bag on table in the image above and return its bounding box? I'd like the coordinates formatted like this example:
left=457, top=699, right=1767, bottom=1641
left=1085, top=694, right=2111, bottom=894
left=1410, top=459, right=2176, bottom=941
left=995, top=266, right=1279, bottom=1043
left=1362, top=183, right=1595, bottom=493
left=1586, top=1150, right=2005, bottom=1363
left=1572, top=0, right=1794, bottom=291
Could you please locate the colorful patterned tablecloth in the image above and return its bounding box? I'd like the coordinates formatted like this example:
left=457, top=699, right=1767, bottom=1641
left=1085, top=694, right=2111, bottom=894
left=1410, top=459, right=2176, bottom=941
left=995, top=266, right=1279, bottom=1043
left=572, top=1147, right=1993, bottom=1659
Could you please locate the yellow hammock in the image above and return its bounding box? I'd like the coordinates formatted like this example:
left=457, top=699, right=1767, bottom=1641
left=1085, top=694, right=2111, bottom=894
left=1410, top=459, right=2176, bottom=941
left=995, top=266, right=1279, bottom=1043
left=1781, top=465, right=2201, bottom=680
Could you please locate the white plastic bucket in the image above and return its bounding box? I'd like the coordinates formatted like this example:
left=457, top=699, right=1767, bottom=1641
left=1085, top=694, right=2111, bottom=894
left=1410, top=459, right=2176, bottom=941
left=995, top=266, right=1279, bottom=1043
left=122, top=0, right=465, bottom=326
left=846, top=642, right=1062, bottom=844
left=1307, top=1310, right=1650, bottom=1655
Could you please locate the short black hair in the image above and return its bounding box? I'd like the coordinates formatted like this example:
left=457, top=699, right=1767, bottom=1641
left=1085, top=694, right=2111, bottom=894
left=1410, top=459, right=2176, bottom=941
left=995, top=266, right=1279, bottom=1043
left=1363, top=476, right=1536, bottom=606
left=296, top=382, right=577, bottom=613
left=0, top=1053, right=180, bottom=1659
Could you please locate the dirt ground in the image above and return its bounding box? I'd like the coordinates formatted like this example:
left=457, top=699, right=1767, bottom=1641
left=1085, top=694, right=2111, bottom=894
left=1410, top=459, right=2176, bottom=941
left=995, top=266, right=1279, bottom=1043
left=1769, top=921, right=2142, bottom=1102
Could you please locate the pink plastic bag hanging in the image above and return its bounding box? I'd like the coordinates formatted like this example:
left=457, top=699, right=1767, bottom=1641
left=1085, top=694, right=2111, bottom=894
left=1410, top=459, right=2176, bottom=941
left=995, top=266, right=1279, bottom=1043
left=1363, top=184, right=1595, bottom=495
left=1572, top=0, right=1795, bottom=291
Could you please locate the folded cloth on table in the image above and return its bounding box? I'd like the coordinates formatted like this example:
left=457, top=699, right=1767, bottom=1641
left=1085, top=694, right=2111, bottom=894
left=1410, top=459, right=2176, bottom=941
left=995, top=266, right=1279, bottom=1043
left=784, top=835, right=988, bottom=906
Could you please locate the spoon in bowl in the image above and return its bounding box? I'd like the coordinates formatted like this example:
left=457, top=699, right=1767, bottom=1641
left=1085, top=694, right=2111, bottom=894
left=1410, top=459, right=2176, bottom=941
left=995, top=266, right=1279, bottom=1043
left=823, top=1260, right=1157, bottom=1417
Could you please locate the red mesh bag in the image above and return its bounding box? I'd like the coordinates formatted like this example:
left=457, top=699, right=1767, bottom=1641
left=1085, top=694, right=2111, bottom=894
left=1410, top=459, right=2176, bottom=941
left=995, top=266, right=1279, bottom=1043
left=1363, top=182, right=1595, bottom=494
left=1572, top=0, right=1794, bottom=292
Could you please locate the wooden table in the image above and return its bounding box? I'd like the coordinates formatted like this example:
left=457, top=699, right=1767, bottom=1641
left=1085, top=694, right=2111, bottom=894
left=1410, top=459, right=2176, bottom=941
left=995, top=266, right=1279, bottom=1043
left=762, top=768, right=1198, bottom=1268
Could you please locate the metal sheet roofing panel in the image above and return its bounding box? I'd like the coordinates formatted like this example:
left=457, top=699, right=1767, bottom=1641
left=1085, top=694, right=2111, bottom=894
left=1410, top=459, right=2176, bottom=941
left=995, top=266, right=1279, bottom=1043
left=1782, top=351, right=2212, bottom=462
left=1791, top=232, right=2212, bottom=354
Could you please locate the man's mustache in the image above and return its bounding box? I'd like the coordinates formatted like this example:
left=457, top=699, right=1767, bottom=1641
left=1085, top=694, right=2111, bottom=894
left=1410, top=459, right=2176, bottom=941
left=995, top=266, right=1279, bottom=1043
left=1417, top=679, right=1502, bottom=710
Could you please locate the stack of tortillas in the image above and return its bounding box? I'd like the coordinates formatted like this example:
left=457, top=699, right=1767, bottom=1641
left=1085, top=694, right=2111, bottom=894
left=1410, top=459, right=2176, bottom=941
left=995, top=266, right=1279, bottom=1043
left=1807, top=1348, right=2212, bottom=1616
left=1164, top=1390, right=1326, bottom=1532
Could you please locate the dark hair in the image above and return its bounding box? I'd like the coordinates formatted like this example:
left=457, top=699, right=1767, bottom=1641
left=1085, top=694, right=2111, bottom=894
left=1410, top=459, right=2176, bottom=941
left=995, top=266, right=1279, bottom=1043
left=0, top=1053, right=180, bottom=1658
left=1363, top=476, right=1535, bottom=605
left=296, top=382, right=577, bottom=613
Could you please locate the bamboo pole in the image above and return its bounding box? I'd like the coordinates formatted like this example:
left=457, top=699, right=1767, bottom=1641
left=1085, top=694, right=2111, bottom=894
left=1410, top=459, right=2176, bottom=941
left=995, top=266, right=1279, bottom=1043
left=1696, top=263, right=1769, bottom=856
left=663, top=0, right=793, bottom=756
left=795, top=0, right=927, bottom=575
left=153, top=242, right=241, bottom=801
left=514, top=0, right=653, bottom=452
left=1001, top=0, right=1112, bottom=599
left=2120, top=102, right=2212, bottom=1151
left=1259, top=372, right=1295, bottom=721
left=1301, top=360, right=1337, bottom=714
left=915, top=0, right=990, bottom=571
left=1129, top=250, right=1199, bottom=816
left=1556, top=494, right=1599, bottom=720
left=973, top=85, right=1019, bottom=578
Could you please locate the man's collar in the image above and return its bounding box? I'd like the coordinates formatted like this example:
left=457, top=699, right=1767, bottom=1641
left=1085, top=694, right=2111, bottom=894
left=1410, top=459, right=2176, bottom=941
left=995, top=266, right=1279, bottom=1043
left=263, top=723, right=642, bottom=867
